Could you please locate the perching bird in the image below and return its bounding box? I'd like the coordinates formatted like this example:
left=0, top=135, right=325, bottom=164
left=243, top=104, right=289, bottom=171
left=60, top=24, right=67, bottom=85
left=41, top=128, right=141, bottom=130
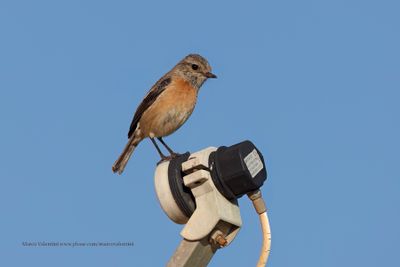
left=112, top=54, right=217, bottom=174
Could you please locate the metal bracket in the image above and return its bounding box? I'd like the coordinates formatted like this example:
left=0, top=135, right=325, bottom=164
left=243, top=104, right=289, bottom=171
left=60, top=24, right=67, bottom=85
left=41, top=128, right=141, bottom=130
left=180, top=148, right=242, bottom=243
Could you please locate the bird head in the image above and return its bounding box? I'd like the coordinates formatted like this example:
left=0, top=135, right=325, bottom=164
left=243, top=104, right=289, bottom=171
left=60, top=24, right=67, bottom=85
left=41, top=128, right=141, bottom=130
left=175, top=54, right=217, bottom=89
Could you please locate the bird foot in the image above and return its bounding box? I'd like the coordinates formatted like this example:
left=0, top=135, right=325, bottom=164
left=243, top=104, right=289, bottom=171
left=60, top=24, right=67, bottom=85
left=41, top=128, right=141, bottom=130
left=170, top=152, right=182, bottom=158
left=157, top=153, right=182, bottom=165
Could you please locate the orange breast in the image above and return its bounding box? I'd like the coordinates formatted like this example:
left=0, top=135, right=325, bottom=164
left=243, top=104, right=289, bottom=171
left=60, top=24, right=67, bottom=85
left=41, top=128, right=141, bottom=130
left=139, top=77, right=198, bottom=137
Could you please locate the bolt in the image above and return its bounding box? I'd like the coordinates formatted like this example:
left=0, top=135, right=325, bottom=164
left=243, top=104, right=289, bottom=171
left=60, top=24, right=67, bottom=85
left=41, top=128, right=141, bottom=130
left=215, top=234, right=228, bottom=247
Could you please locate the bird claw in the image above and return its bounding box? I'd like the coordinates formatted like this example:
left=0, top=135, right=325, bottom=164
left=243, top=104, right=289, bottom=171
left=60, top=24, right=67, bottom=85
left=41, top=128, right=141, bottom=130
left=156, top=152, right=182, bottom=165
left=170, top=152, right=182, bottom=158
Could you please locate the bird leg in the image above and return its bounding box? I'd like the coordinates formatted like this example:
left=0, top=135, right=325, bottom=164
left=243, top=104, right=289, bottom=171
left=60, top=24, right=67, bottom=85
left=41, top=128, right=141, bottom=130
left=150, top=138, right=169, bottom=160
left=157, top=137, right=180, bottom=157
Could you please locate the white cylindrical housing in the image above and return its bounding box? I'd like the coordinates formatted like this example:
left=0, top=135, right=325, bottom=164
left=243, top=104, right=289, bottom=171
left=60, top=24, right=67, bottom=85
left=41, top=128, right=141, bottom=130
left=154, top=161, right=189, bottom=224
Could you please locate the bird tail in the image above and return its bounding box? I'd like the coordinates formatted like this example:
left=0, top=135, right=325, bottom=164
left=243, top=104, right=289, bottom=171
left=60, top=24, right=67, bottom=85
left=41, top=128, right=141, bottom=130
left=112, top=135, right=141, bottom=174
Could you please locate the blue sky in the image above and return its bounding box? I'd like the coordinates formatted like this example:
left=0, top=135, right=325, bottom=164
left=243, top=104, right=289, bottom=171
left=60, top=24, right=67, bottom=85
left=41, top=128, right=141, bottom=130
left=1, top=0, right=399, bottom=266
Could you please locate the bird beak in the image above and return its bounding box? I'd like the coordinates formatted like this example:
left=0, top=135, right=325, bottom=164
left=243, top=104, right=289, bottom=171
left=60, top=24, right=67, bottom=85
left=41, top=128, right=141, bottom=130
left=205, top=72, right=217, bottom=78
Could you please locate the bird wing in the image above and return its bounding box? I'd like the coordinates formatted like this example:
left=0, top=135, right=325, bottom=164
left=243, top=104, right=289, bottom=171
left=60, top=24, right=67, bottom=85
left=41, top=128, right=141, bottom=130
left=128, top=76, right=172, bottom=138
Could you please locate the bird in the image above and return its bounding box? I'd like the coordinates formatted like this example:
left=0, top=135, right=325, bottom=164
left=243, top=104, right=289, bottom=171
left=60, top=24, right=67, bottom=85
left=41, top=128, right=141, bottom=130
left=112, top=54, right=217, bottom=174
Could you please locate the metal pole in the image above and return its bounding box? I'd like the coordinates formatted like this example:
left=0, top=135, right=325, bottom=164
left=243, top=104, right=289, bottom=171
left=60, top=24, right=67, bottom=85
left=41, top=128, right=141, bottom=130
left=167, top=237, right=218, bottom=267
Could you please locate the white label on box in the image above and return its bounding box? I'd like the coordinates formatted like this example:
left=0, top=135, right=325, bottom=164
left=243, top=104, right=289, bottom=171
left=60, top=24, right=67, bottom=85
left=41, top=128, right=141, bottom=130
left=244, top=149, right=264, bottom=178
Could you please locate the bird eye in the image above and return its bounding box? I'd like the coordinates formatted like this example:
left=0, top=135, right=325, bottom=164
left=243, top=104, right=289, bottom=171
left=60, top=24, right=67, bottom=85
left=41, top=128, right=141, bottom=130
left=191, top=64, right=199, bottom=70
